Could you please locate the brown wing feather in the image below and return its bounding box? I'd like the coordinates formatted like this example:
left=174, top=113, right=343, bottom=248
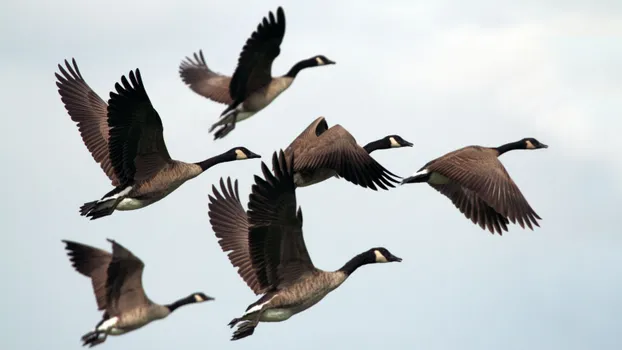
left=105, top=239, right=149, bottom=314
left=430, top=183, right=510, bottom=234
left=425, top=147, right=541, bottom=230
left=290, top=124, right=400, bottom=190
left=62, top=240, right=112, bottom=310
left=248, top=151, right=316, bottom=290
left=179, top=50, right=233, bottom=105
left=55, top=59, right=119, bottom=186
left=208, top=178, right=266, bottom=295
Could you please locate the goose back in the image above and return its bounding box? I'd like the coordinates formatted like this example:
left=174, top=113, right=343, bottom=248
left=284, top=117, right=400, bottom=190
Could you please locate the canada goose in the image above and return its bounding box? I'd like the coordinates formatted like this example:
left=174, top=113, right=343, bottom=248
left=62, top=239, right=213, bottom=347
left=283, top=117, right=408, bottom=190
left=179, top=7, right=335, bottom=140
left=208, top=150, right=402, bottom=340
left=401, top=138, right=548, bottom=234
left=55, top=59, right=261, bottom=220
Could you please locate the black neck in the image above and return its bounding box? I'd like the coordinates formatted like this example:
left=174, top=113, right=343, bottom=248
left=165, top=295, right=195, bottom=312
left=195, top=152, right=233, bottom=172
left=339, top=251, right=375, bottom=276
left=495, top=140, right=524, bottom=156
left=363, top=139, right=387, bottom=154
left=286, top=59, right=315, bottom=78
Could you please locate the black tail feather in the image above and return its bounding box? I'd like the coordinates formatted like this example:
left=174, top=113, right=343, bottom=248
left=79, top=199, right=118, bottom=220
left=401, top=173, right=430, bottom=185
left=228, top=317, right=241, bottom=328
left=231, top=320, right=258, bottom=341
left=81, top=331, right=106, bottom=347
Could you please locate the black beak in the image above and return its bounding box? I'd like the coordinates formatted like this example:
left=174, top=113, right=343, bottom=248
left=390, top=254, right=403, bottom=262
left=206, top=296, right=215, bottom=301
left=248, top=151, right=261, bottom=159
left=402, top=140, right=414, bottom=147
left=538, top=143, right=549, bottom=149
left=325, top=58, right=336, bottom=65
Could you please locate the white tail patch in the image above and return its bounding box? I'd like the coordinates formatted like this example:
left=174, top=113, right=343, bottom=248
left=97, top=317, right=119, bottom=332
left=101, top=186, right=133, bottom=202
left=243, top=296, right=276, bottom=317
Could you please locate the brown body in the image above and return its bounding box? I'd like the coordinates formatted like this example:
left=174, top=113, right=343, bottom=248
left=402, top=138, right=548, bottom=234
left=283, top=117, right=408, bottom=190
left=62, top=239, right=213, bottom=347
left=179, top=7, right=335, bottom=139
left=55, top=59, right=260, bottom=219
left=208, top=151, right=402, bottom=340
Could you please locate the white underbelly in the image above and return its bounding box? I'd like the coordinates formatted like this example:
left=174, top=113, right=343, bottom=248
left=235, top=111, right=255, bottom=122
left=116, top=198, right=150, bottom=211
left=259, top=308, right=294, bottom=322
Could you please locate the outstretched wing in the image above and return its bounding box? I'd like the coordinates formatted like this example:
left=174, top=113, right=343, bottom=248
left=292, top=124, right=400, bottom=190
left=229, top=7, right=286, bottom=101
left=424, top=147, right=541, bottom=231
left=105, top=239, right=149, bottom=314
left=179, top=50, right=233, bottom=105
left=55, top=59, right=119, bottom=186
left=107, top=69, right=172, bottom=184
left=62, top=240, right=112, bottom=310
left=208, top=178, right=266, bottom=295
left=248, top=150, right=315, bottom=290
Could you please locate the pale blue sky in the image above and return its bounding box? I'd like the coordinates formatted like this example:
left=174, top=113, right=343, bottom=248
left=2, top=0, right=621, bottom=349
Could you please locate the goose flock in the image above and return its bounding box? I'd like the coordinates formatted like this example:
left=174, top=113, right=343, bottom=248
left=55, top=6, right=548, bottom=346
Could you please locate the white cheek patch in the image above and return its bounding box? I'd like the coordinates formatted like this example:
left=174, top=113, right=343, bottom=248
left=389, top=137, right=400, bottom=148
left=525, top=140, right=535, bottom=149
left=194, top=294, right=204, bottom=302
left=315, top=57, right=324, bottom=65
left=235, top=149, right=248, bottom=160
left=374, top=250, right=388, bottom=263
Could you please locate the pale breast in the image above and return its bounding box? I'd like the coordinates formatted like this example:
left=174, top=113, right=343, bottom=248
left=245, top=77, right=293, bottom=111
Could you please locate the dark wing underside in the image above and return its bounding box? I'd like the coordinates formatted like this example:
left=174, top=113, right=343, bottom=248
left=105, top=239, right=149, bottom=314
left=247, top=150, right=316, bottom=290
left=107, top=70, right=172, bottom=184
left=229, top=7, right=286, bottom=102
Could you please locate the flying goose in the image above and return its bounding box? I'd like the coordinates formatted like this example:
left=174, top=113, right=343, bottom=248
left=55, top=59, right=260, bottom=220
left=208, top=150, right=402, bottom=340
left=401, top=138, right=548, bottom=234
left=283, top=117, right=410, bottom=190
left=62, top=239, right=213, bottom=347
left=179, top=7, right=335, bottom=140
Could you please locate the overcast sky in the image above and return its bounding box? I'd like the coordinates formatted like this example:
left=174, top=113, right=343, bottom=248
left=2, top=0, right=621, bottom=349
